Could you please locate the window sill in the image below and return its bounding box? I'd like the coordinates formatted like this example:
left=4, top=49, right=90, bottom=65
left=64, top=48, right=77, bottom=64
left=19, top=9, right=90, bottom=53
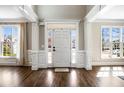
left=0, top=56, right=16, bottom=59
left=101, top=58, right=124, bottom=60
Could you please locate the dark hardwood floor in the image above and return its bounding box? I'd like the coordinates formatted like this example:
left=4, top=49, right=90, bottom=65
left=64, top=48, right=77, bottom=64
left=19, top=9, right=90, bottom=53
left=0, top=66, right=124, bottom=87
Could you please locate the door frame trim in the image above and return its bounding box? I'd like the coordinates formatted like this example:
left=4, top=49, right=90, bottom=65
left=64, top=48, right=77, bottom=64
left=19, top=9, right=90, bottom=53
left=44, top=19, right=80, bottom=67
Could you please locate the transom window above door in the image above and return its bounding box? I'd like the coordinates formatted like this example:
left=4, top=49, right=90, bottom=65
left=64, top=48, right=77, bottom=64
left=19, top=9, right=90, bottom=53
left=101, top=26, right=124, bottom=59
left=0, top=25, right=20, bottom=57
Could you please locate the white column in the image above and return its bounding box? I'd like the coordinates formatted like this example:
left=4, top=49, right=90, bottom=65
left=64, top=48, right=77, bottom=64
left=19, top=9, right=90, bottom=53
left=31, top=22, right=39, bottom=70
left=84, top=20, right=92, bottom=70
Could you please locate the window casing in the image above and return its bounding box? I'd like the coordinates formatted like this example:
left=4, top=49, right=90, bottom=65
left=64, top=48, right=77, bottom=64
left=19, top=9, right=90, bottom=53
left=0, top=24, right=20, bottom=57
left=101, top=26, right=124, bottom=59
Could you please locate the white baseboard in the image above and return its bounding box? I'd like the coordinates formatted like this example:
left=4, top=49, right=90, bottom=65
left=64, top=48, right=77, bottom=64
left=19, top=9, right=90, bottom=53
left=92, top=62, right=124, bottom=66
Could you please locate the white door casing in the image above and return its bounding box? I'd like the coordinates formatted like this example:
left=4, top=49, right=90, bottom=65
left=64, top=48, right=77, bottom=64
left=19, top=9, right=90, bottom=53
left=53, top=30, right=71, bottom=67
left=44, top=20, right=80, bottom=68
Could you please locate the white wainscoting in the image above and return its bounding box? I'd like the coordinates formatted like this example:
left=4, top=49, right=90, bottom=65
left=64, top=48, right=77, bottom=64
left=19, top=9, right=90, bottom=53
left=27, top=50, right=124, bottom=69
left=71, top=50, right=85, bottom=68
left=38, top=51, right=47, bottom=68
left=27, top=50, right=47, bottom=69
left=31, top=50, right=47, bottom=70
left=24, top=50, right=32, bottom=66
left=77, top=51, right=85, bottom=68
left=31, top=51, right=39, bottom=70
left=27, top=50, right=86, bottom=69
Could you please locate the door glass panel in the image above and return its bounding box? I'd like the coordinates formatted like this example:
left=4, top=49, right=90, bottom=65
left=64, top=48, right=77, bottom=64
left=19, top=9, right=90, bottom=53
left=71, top=30, right=76, bottom=63
left=48, top=30, right=52, bottom=64
left=101, top=28, right=111, bottom=58
left=112, top=27, right=120, bottom=58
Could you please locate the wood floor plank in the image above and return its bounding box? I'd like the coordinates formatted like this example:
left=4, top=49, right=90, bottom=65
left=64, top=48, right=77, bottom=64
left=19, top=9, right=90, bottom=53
left=0, top=66, right=124, bottom=87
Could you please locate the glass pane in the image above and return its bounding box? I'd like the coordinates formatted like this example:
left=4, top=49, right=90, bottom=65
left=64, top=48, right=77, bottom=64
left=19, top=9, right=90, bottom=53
left=71, top=30, right=76, bottom=63
left=101, top=28, right=110, bottom=58
left=48, top=30, right=52, bottom=64
left=112, top=28, right=120, bottom=58
left=12, top=27, right=18, bottom=56
left=122, top=28, right=124, bottom=56
left=48, top=30, right=52, bottom=48
left=3, top=26, right=12, bottom=56
left=71, top=30, right=76, bottom=50
left=0, top=27, right=3, bottom=56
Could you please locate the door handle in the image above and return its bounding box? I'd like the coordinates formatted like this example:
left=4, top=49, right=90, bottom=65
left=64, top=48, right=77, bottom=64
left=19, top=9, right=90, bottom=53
left=53, top=46, right=56, bottom=51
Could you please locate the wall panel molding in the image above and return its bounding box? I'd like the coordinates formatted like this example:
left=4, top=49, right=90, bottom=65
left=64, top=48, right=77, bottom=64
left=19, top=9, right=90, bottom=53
left=27, top=50, right=86, bottom=69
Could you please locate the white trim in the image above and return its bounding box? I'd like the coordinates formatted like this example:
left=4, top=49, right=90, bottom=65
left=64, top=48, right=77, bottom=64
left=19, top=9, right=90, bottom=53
left=0, top=56, right=16, bottom=58
left=93, top=19, right=124, bottom=23
left=43, top=19, right=80, bottom=23
left=92, top=62, right=124, bottom=66
left=45, top=22, right=48, bottom=67
left=31, top=22, right=40, bottom=70
left=18, top=5, right=38, bottom=22
left=85, top=5, right=114, bottom=22
left=84, top=21, right=93, bottom=70
left=76, top=22, right=79, bottom=51
left=0, top=18, right=28, bottom=23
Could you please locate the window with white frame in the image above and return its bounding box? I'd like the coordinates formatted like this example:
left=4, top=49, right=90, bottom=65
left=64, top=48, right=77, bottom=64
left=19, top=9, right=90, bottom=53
left=101, top=26, right=124, bottom=59
left=0, top=25, right=20, bottom=57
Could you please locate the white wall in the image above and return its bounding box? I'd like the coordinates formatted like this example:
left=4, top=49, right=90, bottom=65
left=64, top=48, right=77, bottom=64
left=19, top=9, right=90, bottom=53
left=37, top=5, right=86, bottom=20
left=26, top=22, right=32, bottom=50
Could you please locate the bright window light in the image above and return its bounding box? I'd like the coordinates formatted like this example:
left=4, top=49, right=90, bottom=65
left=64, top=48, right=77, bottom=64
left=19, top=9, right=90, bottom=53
left=0, top=25, right=20, bottom=57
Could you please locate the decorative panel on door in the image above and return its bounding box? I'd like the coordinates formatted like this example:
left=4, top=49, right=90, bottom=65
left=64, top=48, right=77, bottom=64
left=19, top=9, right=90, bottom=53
left=53, top=30, right=71, bottom=67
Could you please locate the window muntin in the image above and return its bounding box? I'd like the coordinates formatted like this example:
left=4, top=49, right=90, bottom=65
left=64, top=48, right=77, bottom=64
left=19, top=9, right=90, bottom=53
left=0, top=25, right=19, bottom=57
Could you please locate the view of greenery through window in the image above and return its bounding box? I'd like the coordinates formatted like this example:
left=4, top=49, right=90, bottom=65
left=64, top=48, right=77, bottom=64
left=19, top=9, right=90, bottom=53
left=0, top=25, right=19, bottom=56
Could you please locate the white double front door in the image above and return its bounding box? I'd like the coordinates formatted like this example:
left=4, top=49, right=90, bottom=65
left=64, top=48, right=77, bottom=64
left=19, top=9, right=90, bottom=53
left=52, top=30, right=71, bottom=67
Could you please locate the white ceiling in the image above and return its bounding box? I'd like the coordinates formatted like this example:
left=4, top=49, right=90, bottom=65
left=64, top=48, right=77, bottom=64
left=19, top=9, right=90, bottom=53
left=0, top=6, right=25, bottom=20
left=96, top=6, right=124, bottom=20
left=2, top=5, right=124, bottom=22
left=37, top=5, right=86, bottom=20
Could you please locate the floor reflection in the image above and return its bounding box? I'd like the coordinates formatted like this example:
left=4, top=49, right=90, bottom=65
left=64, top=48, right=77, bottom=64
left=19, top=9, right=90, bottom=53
left=0, top=70, right=20, bottom=86
left=96, top=66, right=124, bottom=77
left=69, top=69, right=78, bottom=86
left=45, top=70, right=54, bottom=86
